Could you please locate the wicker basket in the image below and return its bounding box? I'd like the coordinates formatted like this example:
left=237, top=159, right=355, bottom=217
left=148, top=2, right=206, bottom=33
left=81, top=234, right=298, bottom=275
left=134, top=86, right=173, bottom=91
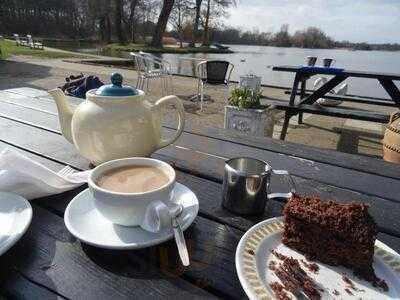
left=383, top=112, right=400, bottom=163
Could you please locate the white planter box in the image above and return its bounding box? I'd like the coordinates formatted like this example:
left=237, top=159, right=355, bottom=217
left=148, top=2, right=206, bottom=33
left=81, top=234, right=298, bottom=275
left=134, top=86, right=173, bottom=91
left=224, top=105, right=275, bottom=137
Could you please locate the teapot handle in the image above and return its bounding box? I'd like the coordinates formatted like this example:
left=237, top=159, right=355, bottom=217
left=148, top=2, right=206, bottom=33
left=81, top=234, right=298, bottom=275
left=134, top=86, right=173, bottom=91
left=153, top=95, right=185, bottom=149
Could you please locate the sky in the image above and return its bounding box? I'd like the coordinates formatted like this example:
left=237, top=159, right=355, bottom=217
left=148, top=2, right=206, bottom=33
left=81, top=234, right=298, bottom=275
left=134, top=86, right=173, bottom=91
left=225, top=0, right=400, bottom=44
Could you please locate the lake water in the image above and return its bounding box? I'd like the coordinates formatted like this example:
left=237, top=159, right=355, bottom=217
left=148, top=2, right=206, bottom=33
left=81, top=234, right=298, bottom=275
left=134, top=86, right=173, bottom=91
left=64, top=44, right=400, bottom=99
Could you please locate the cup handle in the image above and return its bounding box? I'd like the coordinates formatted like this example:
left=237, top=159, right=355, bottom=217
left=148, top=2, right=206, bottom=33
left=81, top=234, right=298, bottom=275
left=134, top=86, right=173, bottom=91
left=267, top=170, right=296, bottom=200
left=153, top=95, right=185, bottom=150
left=141, top=200, right=171, bottom=233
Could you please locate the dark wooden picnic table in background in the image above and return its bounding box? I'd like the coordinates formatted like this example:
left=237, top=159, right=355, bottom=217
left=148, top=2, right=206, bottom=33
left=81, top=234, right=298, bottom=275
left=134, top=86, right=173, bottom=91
left=0, top=87, right=400, bottom=299
left=272, top=65, right=400, bottom=140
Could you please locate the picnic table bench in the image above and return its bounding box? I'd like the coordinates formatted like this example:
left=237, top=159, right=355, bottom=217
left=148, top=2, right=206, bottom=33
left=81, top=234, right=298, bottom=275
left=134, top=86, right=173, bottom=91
left=0, top=87, right=400, bottom=299
left=272, top=65, right=400, bottom=140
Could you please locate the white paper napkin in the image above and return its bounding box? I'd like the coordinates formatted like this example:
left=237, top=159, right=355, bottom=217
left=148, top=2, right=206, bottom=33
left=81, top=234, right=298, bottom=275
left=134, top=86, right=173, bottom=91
left=0, top=148, right=91, bottom=200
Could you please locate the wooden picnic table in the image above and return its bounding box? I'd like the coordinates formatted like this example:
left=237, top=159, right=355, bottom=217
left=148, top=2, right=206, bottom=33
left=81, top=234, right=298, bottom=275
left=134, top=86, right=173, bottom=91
left=0, top=87, right=400, bottom=299
left=272, top=65, right=400, bottom=140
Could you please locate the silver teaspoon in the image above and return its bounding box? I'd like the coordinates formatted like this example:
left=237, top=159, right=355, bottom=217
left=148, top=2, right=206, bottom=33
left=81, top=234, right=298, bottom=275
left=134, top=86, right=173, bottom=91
left=170, top=204, right=190, bottom=266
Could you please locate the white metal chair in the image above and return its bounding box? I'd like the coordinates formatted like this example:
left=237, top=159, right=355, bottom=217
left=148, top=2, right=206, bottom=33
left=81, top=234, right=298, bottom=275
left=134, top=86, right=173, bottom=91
left=26, top=35, right=43, bottom=50
left=139, top=51, right=173, bottom=93
left=13, top=34, right=28, bottom=47
left=196, top=60, right=234, bottom=111
left=130, top=52, right=171, bottom=95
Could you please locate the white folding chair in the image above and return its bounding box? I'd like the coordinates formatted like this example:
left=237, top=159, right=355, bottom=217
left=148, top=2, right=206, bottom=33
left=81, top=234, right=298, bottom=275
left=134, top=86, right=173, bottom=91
left=13, top=34, right=27, bottom=46
left=139, top=51, right=173, bottom=93
left=197, top=60, right=234, bottom=111
left=130, top=52, right=170, bottom=95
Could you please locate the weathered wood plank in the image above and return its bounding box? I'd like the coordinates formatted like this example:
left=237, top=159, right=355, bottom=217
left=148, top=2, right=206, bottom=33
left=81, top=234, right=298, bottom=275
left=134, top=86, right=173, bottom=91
left=269, top=101, right=389, bottom=123
left=2, top=88, right=400, bottom=181
left=0, top=103, right=399, bottom=204
left=1, top=132, right=399, bottom=244
left=272, top=65, right=400, bottom=81
left=0, top=113, right=399, bottom=239
left=0, top=269, right=65, bottom=300
left=157, top=131, right=400, bottom=202
left=284, top=90, right=399, bottom=107
left=0, top=205, right=219, bottom=300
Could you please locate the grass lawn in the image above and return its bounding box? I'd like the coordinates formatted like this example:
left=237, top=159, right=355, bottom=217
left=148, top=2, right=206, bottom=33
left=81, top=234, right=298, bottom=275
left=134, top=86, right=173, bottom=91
left=0, top=39, right=85, bottom=59
left=104, top=43, right=234, bottom=54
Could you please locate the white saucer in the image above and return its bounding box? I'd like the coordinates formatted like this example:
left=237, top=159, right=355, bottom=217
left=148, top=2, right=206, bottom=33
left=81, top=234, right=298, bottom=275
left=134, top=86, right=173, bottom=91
left=0, top=192, right=32, bottom=256
left=64, top=182, right=199, bottom=249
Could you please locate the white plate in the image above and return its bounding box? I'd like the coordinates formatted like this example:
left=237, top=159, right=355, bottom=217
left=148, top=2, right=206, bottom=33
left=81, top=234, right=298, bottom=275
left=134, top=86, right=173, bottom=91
left=236, top=217, right=400, bottom=300
left=64, top=182, right=199, bottom=249
left=0, top=192, right=32, bottom=256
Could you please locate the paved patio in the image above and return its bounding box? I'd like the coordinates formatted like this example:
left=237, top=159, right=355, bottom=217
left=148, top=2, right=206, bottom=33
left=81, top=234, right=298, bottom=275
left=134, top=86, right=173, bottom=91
left=0, top=56, right=393, bottom=159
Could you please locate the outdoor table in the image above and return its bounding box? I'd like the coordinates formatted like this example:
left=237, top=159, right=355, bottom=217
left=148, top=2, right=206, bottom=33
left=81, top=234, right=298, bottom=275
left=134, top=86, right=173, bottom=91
left=272, top=65, right=400, bottom=139
left=1, top=87, right=400, bottom=299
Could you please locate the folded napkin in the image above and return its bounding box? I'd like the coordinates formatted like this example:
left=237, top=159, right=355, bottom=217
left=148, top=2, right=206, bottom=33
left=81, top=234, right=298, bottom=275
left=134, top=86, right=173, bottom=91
left=0, top=148, right=91, bottom=200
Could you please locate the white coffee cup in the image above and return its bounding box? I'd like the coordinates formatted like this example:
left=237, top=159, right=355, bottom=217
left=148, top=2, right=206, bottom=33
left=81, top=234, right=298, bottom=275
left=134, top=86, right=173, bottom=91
left=88, top=157, right=176, bottom=227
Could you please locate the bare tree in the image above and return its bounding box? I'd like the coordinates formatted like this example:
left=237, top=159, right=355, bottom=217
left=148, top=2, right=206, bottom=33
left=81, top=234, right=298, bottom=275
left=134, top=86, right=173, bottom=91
left=189, top=0, right=202, bottom=47
left=201, top=0, right=236, bottom=46
left=115, top=0, right=126, bottom=43
left=202, top=0, right=211, bottom=46
left=151, top=0, right=175, bottom=47
left=169, top=0, right=191, bottom=47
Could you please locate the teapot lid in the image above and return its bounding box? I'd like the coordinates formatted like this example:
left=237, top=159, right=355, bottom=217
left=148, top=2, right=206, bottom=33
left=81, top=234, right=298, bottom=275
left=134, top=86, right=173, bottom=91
left=96, top=73, right=138, bottom=96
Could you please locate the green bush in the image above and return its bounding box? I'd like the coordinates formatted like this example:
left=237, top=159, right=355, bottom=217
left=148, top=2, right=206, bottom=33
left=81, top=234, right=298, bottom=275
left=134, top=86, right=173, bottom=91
left=228, top=87, right=263, bottom=109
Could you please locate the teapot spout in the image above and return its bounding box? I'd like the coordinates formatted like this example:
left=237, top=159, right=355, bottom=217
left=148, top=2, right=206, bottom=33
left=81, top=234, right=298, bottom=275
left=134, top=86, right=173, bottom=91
left=48, top=88, right=74, bottom=143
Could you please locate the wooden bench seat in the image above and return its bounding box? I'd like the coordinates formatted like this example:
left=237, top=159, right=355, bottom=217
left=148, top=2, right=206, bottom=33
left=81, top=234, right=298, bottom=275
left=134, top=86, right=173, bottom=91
left=284, top=91, right=399, bottom=108
left=268, top=100, right=390, bottom=123
left=265, top=99, right=390, bottom=139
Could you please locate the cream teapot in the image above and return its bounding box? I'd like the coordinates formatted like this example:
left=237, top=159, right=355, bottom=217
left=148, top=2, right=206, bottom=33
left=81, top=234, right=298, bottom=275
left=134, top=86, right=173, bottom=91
left=49, top=73, right=185, bottom=165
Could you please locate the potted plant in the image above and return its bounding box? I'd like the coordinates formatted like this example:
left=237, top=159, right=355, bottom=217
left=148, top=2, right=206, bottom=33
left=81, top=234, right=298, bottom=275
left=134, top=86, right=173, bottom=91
left=224, top=87, right=275, bottom=137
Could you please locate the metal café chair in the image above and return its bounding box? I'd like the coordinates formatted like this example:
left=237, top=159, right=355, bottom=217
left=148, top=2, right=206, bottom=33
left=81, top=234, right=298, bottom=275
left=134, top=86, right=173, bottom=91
left=139, top=51, right=173, bottom=93
left=197, top=60, right=234, bottom=111
left=130, top=52, right=171, bottom=95
left=13, top=34, right=28, bottom=47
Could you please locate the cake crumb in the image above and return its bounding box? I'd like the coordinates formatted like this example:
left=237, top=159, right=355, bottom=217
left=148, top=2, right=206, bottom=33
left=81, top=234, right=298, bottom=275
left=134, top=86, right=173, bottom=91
left=269, top=260, right=277, bottom=271
left=342, top=275, right=365, bottom=293
left=269, top=281, right=292, bottom=300
left=301, top=259, right=320, bottom=273
left=271, top=249, right=289, bottom=260
left=345, top=288, right=353, bottom=295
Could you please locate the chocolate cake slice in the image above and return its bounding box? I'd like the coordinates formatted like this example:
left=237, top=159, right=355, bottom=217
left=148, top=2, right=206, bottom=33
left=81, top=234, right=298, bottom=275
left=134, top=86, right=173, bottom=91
left=282, top=195, right=379, bottom=284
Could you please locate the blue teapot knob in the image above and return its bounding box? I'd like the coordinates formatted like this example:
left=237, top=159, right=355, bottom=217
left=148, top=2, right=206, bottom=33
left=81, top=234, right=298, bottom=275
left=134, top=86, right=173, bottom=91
left=111, top=73, right=123, bottom=87
left=95, top=73, right=139, bottom=96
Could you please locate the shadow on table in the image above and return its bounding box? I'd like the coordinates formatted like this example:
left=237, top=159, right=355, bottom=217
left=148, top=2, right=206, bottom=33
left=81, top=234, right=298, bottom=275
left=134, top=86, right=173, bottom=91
left=0, top=209, right=61, bottom=299
left=81, top=224, right=197, bottom=280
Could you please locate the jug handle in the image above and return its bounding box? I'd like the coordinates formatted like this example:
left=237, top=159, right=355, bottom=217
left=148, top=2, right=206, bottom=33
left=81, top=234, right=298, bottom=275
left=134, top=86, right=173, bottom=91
left=267, top=170, right=296, bottom=200
left=153, top=95, right=185, bottom=149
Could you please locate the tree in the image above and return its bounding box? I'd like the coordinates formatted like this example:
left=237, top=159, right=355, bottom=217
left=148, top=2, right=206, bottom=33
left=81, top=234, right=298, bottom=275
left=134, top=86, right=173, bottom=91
left=169, top=0, right=191, bottom=47
left=273, top=24, right=291, bottom=47
left=202, top=0, right=211, bottom=46
left=151, top=0, right=175, bottom=47
left=114, top=0, right=126, bottom=43
left=201, top=0, right=236, bottom=46
left=189, top=0, right=202, bottom=47
left=125, top=0, right=140, bottom=43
